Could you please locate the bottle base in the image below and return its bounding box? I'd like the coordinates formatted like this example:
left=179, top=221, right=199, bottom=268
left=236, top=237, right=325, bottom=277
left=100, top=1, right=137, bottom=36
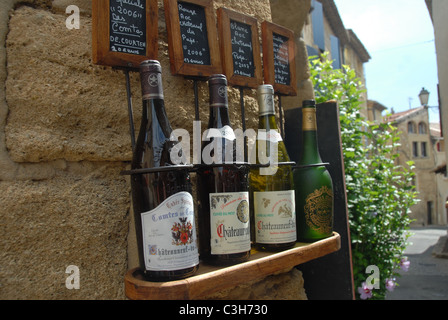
left=141, top=265, right=199, bottom=282
left=201, top=251, right=250, bottom=266
left=297, top=234, right=332, bottom=243
left=255, top=242, right=296, bottom=252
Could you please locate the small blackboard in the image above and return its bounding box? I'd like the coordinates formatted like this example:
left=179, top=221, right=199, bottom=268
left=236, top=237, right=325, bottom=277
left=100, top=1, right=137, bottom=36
left=92, top=0, right=158, bottom=68
left=109, top=0, right=146, bottom=56
left=230, top=20, right=254, bottom=77
left=261, top=21, right=297, bottom=96
left=164, top=0, right=221, bottom=77
left=178, top=1, right=211, bottom=65
left=272, top=33, right=291, bottom=86
left=217, top=8, right=262, bottom=88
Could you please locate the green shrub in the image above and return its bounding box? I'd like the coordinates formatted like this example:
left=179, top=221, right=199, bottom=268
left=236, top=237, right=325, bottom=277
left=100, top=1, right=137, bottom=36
left=309, top=53, right=418, bottom=299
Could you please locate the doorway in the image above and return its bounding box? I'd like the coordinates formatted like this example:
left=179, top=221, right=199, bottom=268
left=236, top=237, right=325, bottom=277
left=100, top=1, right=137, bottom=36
left=427, top=201, right=433, bottom=225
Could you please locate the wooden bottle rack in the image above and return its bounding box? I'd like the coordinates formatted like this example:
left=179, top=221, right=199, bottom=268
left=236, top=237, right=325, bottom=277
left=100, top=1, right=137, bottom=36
left=125, top=232, right=340, bottom=300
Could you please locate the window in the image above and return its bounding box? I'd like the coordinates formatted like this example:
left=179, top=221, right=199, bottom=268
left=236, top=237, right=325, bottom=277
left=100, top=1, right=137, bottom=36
left=418, top=122, right=427, bottom=134
left=412, top=142, right=419, bottom=157
left=421, top=142, right=427, bottom=157
left=311, top=0, right=325, bottom=51
left=330, top=35, right=341, bottom=69
left=408, top=122, right=416, bottom=134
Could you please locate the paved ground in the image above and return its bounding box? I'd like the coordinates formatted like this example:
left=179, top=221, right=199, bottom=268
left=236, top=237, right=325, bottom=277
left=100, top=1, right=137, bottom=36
left=386, top=226, right=448, bottom=300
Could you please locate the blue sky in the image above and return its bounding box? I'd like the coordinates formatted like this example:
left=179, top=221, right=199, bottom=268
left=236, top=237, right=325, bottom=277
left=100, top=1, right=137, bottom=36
left=334, top=0, right=440, bottom=123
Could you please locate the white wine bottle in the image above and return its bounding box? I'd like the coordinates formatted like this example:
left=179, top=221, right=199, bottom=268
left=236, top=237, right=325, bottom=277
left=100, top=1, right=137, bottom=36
left=249, top=84, right=296, bottom=251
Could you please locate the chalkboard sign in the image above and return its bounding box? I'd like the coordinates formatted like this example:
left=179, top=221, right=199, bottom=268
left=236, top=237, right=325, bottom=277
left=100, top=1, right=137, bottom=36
left=164, top=0, right=221, bottom=77
left=109, top=1, right=146, bottom=56
left=217, top=8, right=262, bottom=88
left=231, top=21, right=254, bottom=77
left=272, top=33, right=290, bottom=86
left=92, top=0, right=158, bottom=68
left=178, top=1, right=211, bottom=65
left=261, top=21, right=297, bottom=96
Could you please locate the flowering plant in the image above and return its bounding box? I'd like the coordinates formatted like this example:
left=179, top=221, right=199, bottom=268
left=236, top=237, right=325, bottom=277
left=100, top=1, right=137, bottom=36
left=309, top=54, right=417, bottom=299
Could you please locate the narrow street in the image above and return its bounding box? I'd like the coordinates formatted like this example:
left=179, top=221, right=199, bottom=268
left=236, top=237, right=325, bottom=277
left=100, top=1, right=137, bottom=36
left=386, top=226, right=448, bottom=300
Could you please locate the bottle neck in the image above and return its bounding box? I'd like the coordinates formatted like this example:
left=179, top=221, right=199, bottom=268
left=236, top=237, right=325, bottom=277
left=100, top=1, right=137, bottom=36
left=208, top=106, right=231, bottom=128
left=299, top=107, right=322, bottom=165
left=258, top=113, right=279, bottom=130
left=143, top=97, right=172, bottom=132
left=257, top=89, right=279, bottom=131
left=208, top=82, right=232, bottom=129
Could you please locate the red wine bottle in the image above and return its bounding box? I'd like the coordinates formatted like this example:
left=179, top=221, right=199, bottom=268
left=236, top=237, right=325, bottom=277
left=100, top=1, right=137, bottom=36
left=197, top=74, right=251, bottom=265
left=131, top=60, right=199, bottom=281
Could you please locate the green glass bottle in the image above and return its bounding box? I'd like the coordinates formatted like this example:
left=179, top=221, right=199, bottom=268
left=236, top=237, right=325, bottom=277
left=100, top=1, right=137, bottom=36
left=197, top=74, right=251, bottom=266
left=293, top=100, right=334, bottom=242
left=249, top=85, right=296, bottom=251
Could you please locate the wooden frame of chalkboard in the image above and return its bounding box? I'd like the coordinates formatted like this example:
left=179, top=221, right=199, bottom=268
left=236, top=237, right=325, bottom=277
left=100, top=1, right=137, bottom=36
left=164, top=0, right=221, bottom=77
left=92, top=0, right=158, bottom=68
left=217, top=8, right=262, bottom=88
left=261, top=21, right=297, bottom=96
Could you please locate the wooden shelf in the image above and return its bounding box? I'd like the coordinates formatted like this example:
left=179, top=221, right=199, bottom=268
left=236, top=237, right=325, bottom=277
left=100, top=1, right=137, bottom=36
left=125, top=232, right=340, bottom=300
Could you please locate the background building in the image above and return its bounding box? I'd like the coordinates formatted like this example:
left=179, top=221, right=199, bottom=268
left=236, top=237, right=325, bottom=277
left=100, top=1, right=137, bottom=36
left=426, top=0, right=448, bottom=162
left=302, top=0, right=371, bottom=119
left=387, top=107, right=447, bottom=226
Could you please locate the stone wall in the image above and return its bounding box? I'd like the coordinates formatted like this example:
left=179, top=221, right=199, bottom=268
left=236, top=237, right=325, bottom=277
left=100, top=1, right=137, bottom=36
left=394, top=109, right=439, bottom=226
left=0, top=0, right=312, bottom=299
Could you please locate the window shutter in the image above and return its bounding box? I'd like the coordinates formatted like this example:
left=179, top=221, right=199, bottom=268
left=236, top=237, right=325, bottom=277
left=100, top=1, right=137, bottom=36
left=330, top=35, right=341, bottom=69
left=306, top=45, right=320, bottom=58
left=311, top=0, right=325, bottom=51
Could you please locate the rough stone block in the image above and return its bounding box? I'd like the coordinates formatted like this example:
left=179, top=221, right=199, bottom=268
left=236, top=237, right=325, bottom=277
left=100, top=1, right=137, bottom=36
left=5, top=6, right=139, bottom=163
left=0, top=162, right=130, bottom=299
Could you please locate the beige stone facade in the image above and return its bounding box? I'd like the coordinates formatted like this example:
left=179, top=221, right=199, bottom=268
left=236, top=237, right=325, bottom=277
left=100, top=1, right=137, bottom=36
left=0, top=0, right=314, bottom=299
left=426, top=0, right=448, bottom=228
left=302, top=0, right=371, bottom=120
left=427, top=0, right=448, bottom=164
left=388, top=107, right=448, bottom=226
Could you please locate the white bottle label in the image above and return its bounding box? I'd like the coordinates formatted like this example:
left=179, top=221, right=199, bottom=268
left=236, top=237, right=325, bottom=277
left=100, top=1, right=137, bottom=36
left=210, top=192, right=251, bottom=255
left=254, top=190, right=296, bottom=244
left=257, top=129, right=283, bottom=142
left=141, top=192, right=199, bottom=271
left=205, top=125, right=236, bottom=141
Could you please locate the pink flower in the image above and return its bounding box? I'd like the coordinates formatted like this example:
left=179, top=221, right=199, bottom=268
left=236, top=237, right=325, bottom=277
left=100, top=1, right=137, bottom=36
left=400, top=257, right=410, bottom=272
left=385, top=278, right=396, bottom=292
left=358, top=282, right=373, bottom=300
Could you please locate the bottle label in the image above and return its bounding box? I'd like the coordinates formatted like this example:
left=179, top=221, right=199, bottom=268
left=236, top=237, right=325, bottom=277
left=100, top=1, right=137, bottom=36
left=141, top=72, right=164, bottom=100
left=302, top=108, right=317, bottom=131
left=257, top=129, right=283, bottom=142
left=254, top=190, right=296, bottom=244
left=304, top=186, right=333, bottom=234
left=141, top=192, right=199, bottom=271
left=205, top=125, right=236, bottom=141
left=210, top=192, right=251, bottom=255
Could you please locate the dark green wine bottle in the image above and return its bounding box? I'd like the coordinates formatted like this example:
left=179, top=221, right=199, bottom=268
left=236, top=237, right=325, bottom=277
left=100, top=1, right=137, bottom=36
left=293, top=100, right=334, bottom=242
left=249, top=85, right=296, bottom=251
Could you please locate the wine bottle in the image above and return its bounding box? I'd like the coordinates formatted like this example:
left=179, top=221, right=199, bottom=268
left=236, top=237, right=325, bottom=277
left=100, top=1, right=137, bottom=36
left=249, top=85, right=296, bottom=251
left=131, top=60, right=199, bottom=281
left=197, top=74, right=251, bottom=265
left=293, top=100, right=334, bottom=242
